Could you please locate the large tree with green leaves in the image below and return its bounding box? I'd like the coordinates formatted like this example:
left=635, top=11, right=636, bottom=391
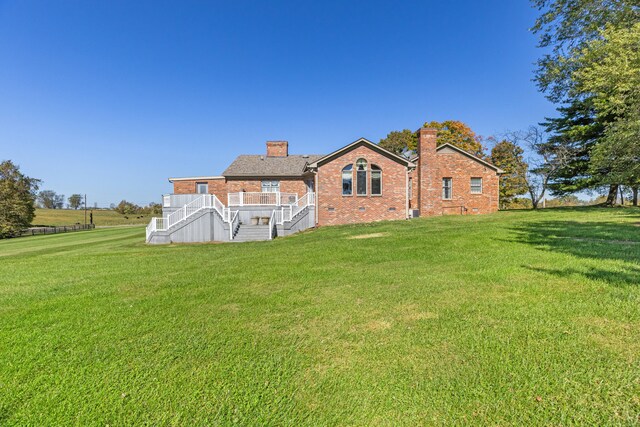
left=0, top=160, right=41, bottom=238
left=490, top=140, right=529, bottom=209
left=531, top=0, right=640, bottom=203
left=574, top=23, right=640, bottom=204
left=531, top=0, right=640, bottom=102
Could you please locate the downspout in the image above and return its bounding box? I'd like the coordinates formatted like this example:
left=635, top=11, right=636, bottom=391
left=313, top=170, right=319, bottom=226
left=405, top=168, right=410, bottom=219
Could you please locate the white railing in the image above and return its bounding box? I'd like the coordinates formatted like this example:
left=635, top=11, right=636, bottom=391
left=146, top=194, right=231, bottom=240
left=228, top=192, right=298, bottom=206
left=292, top=192, right=315, bottom=219
left=146, top=217, right=165, bottom=241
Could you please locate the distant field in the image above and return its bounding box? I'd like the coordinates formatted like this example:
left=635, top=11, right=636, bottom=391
left=1, top=207, right=639, bottom=425
left=33, top=208, right=152, bottom=226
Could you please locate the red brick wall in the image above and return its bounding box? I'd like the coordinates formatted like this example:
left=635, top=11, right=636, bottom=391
left=436, top=148, right=500, bottom=215
left=173, top=178, right=228, bottom=203
left=316, top=144, right=408, bottom=226
left=266, top=141, right=288, bottom=157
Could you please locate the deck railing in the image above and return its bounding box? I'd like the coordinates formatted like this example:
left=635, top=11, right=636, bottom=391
left=274, top=192, right=315, bottom=225
left=228, top=192, right=298, bottom=206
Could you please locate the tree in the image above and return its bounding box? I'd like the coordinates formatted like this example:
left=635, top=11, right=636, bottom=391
left=531, top=0, right=640, bottom=103
left=490, top=140, right=529, bottom=209
left=378, top=120, right=485, bottom=157
left=504, top=127, right=572, bottom=209
left=572, top=23, right=640, bottom=204
left=114, top=200, right=141, bottom=215
left=531, top=1, right=639, bottom=202
left=540, top=97, right=608, bottom=195
left=423, top=120, right=485, bottom=156
left=0, top=160, right=41, bottom=238
left=38, top=190, right=65, bottom=209
left=378, top=129, right=417, bottom=156
left=68, top=194, right=83, bottom=210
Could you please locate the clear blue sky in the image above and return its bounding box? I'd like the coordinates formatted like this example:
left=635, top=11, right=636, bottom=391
left=0, top=0, right=556, bottom=206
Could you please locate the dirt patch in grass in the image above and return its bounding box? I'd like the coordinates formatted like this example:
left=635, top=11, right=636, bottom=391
left=362, top=319, right=392, bottom=331
left=348, top=232, right=389, bottom=240
left=395, top=303, right=439, bottom=323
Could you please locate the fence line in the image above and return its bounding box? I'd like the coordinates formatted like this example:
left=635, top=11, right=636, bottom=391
left=12, top=224, right=96, bottom=238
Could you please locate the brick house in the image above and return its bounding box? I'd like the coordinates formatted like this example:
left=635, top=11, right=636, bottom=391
left=146, top=128, right=502, bottom=243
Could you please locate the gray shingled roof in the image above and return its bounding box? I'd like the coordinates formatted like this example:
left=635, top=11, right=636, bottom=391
left=222, top=155, right=325, bottom=177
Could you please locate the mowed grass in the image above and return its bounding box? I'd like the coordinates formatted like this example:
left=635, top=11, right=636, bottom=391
left=1, top=208, right=639, bottom=425
left=33, top=208, right=152, bottom=226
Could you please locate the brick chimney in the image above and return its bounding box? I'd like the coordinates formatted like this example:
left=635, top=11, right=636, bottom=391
left=266, top=141, right=288, bottom=157
left=417, top=128, right=441, bottom=216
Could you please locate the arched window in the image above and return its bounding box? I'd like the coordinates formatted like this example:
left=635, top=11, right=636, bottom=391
left=342, top=164, right=353, bottom=195
left=356, top=158, right=367, bottom=196
left=371, top=165, right=382, bottom=195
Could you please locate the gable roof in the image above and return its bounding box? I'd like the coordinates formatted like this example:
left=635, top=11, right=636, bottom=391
left=410, top=143, right=504, bottom=173
left=222, top=154, right=324, bottom=177
left=436, top=143, right=504, bottom=173
left=307, top=138, right=416, bottom=168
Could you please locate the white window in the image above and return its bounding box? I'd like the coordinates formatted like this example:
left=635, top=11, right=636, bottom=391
left=196, top=182, right=208, bottom=194
left=442, top=178, right=452, bottom=200
left=261, top=180, right=280, bottom=193
left=356, top=158, right=367, bottom=196
left=370, top=165, right=382, bottom=196
left=471, top=177, right=483, bottom=194
left=342, top=165, right=353, bottom=195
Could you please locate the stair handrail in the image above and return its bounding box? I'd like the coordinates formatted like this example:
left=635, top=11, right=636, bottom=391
left=268, top=210, right=276, bottom=240
left=147, top=194, right=227, bottom=239
left=291, top=192, right=315, bottom=219
left=229, top=210, right=239, bottom=240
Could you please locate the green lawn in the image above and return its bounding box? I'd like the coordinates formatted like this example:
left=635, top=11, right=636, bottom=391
left=33, top=208, right=152, bottom=227
left=1, top=208, right=639, bottom=425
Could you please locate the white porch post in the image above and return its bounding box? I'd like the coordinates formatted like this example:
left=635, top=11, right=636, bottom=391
left=276, top=191, right=281, bottom=206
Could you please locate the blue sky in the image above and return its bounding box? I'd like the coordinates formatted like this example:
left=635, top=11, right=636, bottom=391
left=0, top=1, right=556, bottom=206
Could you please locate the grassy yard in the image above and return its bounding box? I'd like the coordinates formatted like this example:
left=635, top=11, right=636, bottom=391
left=33, top=208, right=152, bottom=226
left=1, top=207, right=639, bottom=425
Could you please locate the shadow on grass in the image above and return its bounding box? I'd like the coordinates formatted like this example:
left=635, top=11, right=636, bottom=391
left=508, top=208, right=640, bottom=286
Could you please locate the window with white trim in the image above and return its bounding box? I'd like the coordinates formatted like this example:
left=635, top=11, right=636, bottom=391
left=442, top=178, right=452, bottom=200
left=196, top=182, right=208, bottom=194
left=370, top=165, right=382, bottom=196
left=356, top=158, right=367, bottom=196
left=342, top=165, right=353, bottom=195
left=261, top=180, right=280, bottom=193
left=470, top=177, right=483, bottom=194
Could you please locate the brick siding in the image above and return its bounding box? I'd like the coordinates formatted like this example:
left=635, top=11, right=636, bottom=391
left=316, top=144, right=408, bottom=226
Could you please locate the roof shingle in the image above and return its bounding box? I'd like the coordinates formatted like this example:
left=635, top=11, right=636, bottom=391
left=222, top=155, right=324, bottom=177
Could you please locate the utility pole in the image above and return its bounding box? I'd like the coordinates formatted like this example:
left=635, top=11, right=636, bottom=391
left=84, top=194, right=87, bottom=226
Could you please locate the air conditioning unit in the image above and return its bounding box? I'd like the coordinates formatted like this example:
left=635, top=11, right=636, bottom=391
left=410, top=209, right=420, bottom=218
